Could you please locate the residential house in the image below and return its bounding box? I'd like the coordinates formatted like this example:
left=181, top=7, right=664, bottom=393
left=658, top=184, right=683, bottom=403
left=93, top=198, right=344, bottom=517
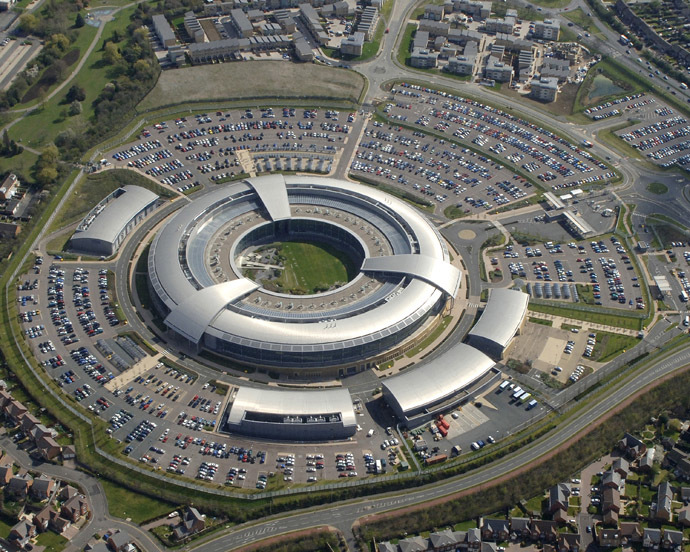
left=61, top=494, right=89, bottom=522
left=481, top=543, right=497, bottom=552
left=558, top=533, right=580, bottom=552
left=482, top=518, right=509, bottom=541
left=37, top=435, right=61, bottom=461
left=107, top=530, right=135, bottom=552
left=50, top=513, right=71, bottom=534
left=20, top=413, right=39, bottom=435
left=173, top=507, right=206, bottom=540
left=30, top=475, right=55, bottom=501
left=639, top=448, right=656, bottom=472
left=0, top=464, right=13, bottom=485
left=662, top=529, right=683, bottom=550
left=397, top=535, right=428, bottom=552
left=676, top=457, right=690, bottom=479
left=468, top=527, right=482, bottom=549
left=656, top=481, right=673, bottom=521
left=377, top=543, right=397, bottom=552
left=662, top=448, right=685, bottom=470
left=602, top=487, right=620, bottom=514
left=7, top=473, right=33, bottom=498
left=619, top=433, right=647, bottom=459
left=677, top=506, right=690, bottom=526
left=8, top=520, right=36, bottom=549
left=33, top=505, right=53, bottom=532
left=599, top=528, right=622, bottom=548
left=601, top=471, right=622, bottom=490
left=612, top=457, right=630, bottom=478
left=29, top=423, right=52, bottom=443
left=603, top=509, right=619, bottom=526
left=644, top=528, right=662, bottom=550
left=59, top=485, right=79, bottom=501
left=531, top=520, right=559, bottom=543
left=510, top=518, right=531, bottom=540
left=5, top=400, right=28, bottom=425
left=548, top=483, right=570, bottom=513
left=62, top=445, right=76, bottom=460
left=429, top=529, right=464, bottom=550
left=682, top=487, right=690, bottom=501
left=0, top=388, right=11, bottom=408
left=620, top=522, right=643, bottom=544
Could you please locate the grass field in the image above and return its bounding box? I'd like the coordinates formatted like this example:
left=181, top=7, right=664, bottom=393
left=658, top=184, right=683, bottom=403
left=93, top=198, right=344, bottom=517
left=647, top=182, right=669, bottom=195
left=10, top=5, right=137, bottom=149
left=591, top=330, right=640, bottom=362
left=100, top=478, right=178, bottom=523
left=528, top=302, right=643, bottom=330
left=0, top=150, right=38, bottom=182
left=137, top=62, right=365, bottom=112
left=35, top=531, right=68, bottom=552
left=49, top=169, right=174, bottom=233
left=259, top=241, right=357, bottom=294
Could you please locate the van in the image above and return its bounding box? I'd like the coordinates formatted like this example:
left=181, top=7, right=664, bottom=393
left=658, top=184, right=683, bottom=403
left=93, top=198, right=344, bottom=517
left=367, top=428, right=374, bottom=437
left=684, top=316, right=689, bottom=327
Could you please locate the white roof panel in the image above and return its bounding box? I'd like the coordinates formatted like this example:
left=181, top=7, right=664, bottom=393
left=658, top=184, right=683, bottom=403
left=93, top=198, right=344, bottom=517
left=468, top=288, right=528, bottom=348
left=362, top=254, right=461, bottom=297
left=164, top=279, right=259, bottom=343
left=227, top=386, right=356, bottom=427
left=382, top=343, right=494, bottom=414
left=247, top=174, right=291, bottom=221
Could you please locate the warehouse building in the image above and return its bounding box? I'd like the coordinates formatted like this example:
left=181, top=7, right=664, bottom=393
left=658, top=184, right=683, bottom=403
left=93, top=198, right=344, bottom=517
left=70, top=186, right=159, bottom=257
left=223, top=386, right=357, bottom=440
left=467, top=288, right=529, bottom=359
left=382, top=343, right=497, bottom=427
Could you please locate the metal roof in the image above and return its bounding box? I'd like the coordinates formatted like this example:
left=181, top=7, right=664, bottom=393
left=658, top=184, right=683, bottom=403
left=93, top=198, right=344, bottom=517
left=382, top=343, right=495, bottom=415
left=227, top=386, right=356, bottom=427
left=72, top=186, right=158, bottom=246
left=164, top=280, right=259, bottom=343
left=362, top=254, right=461, bottom=297
left=150, top=176, right=450, bottom=351
left=468, top=288, right=529, bottom=349
left=247, top=174, right=291, bottom=221
left=152, top=14, right=175, bottom=43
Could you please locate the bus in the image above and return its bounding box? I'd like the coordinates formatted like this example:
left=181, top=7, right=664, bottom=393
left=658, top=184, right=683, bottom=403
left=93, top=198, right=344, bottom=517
left=518, top=392, right=532, bottom=404
left=619, top=34, right=629, bottom=45
left=499, top=380, right=510, bottom=391
left=681, top=290, right=688, bottom=302
left=511, top=386, right=523, bottom=399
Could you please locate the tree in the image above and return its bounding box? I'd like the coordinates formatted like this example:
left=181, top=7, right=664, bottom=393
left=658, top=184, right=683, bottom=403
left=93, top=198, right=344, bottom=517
left=68, top=100, right=82, bottom=116
left=18, top=13, right=40, bottom=34
left=66, top=84, right=86, bottom=103
left=36, top=167, right=58, bottom=186
left=103, top=41, right=123, bottom=65
left=75, top=13, right=85, bottom=28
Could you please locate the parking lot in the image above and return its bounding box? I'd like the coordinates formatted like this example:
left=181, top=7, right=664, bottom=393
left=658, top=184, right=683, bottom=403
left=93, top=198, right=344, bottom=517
left=350, top=121, right=532, bottom=213
left=382, top=83, right=615, bottom=192
left=109, top=108, right=355, bottom=191
left=613, top=99, right=690, bottom=169
left=583, top=92, right=655, bottom=121
left=494, top=235, right=643, bottom=309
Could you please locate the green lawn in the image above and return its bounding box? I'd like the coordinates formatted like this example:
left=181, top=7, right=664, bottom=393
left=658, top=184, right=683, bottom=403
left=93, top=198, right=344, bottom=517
left=258, top=241, right=357, bottom=294
left=100, top=478, right=178, bottom=523
left=591, top=331, right=640, bottom=362
left=528, top=302, right=643, bottom=330
left=0, top=150, right=38, bottom=182
left=10, top=4, right=140, bottom=149
left=35, top=531, right=68, bottom=552
left=49, top=169, right=174, bottom=233
left=405, top=315, right=453, bottom=358
left=647, top=182, right=669, bottom=195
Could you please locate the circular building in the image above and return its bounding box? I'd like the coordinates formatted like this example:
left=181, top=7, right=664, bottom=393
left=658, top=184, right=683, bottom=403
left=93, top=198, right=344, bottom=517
left=147, top=175, right=461, bottom=377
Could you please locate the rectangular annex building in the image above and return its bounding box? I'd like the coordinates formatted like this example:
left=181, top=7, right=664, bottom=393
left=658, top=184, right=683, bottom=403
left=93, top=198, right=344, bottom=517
left=223, top=386, right=357, bottom=441
left=69, top=186, right=159, bottom=257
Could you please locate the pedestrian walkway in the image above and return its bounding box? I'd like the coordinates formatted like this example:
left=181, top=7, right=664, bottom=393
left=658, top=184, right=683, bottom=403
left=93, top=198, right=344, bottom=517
left=526, top=310, right=639, bottom=336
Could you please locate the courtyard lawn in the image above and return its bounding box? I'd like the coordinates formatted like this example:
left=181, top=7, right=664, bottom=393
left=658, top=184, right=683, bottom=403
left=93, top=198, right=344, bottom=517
left=260, top=241, right=358, bottom=295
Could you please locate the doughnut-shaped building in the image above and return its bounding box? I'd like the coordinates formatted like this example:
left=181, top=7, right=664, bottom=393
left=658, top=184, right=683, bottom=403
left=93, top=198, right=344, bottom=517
left=148, top=175, right=462, bottom=376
